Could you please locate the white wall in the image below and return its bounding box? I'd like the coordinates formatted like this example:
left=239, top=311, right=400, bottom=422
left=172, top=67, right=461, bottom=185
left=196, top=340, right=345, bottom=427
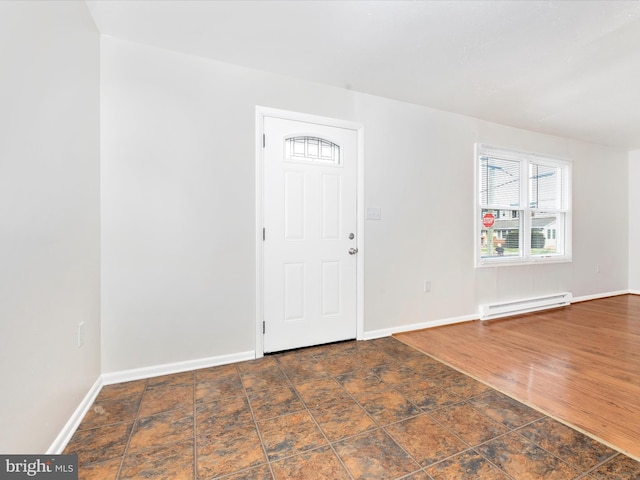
left=356, top=96, right=629, bottom=332
left=100, top=38, right=358, bottom=373
left=630, top=150, right=640, bottom=292
left=0, top=2, right=101, bottom=452
left=101, top=36, right=630, bottom=373
left=571, top=142, right=628, bottom=295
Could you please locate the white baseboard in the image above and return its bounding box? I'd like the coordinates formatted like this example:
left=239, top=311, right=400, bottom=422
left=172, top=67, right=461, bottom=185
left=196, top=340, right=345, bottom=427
left=572, top=290, right=631, bottom=303
left=50, top=290, right=637, bottom=454
left=362, top=290, right=637, bottom=341
left=362, top=313, right=478, bottom=340
left=101, top=350, right=256, bottom=385
left=47, top=376, right=103, bottom=454
left=50, top=350, right=255, bottom=453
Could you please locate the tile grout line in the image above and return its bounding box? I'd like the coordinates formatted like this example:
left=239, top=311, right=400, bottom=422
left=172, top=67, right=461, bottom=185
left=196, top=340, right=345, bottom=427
left=278, top=345, right=421, bottom=476
left=322, top=345, right=432, bottom=478
left=446, top=404, right=584, bottom=479
left=347, top=348, right=429, bottom=476
left=509, top=416, right=615, bottom=478
left=385, top=345, right=540, bottom=480
left=69, top=338, right=640, bottom=479
left=460, top=426, right=577, bottom=480
left=240, top=363, right=278, bottom=480
left=422, top=387, right=595, bottom=478
left=377, top=343, right=506, bottom=480
left=402, top=394, right=519, bottom=480
left=332, top=345, right=466, bottom=478
left=583, top=452, right=621, bottom=476
left=192, top=373, right=197, bottom=480
left=361, top=345, right=519, bottom=480
left=396, top=317, right=640, bottom=464
left=114, top=378, right=149, bottom=480
left=276, top=353, right=356, bottom=479
left=354, top=346, right=460, bottom=472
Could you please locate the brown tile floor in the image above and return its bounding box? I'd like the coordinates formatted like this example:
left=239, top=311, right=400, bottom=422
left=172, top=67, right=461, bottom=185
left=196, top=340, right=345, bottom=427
left=64, top=337, right=640, bottom=479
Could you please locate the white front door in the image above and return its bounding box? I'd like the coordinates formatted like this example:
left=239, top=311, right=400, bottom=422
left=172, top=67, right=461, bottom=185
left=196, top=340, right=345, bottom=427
left=262, top=116, right=358, bottom=353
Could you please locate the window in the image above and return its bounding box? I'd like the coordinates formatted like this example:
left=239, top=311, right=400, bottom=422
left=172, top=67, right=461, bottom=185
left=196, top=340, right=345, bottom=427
left=285, top=136, right=341, bottom=166
left=475, top=144, right=571, bottom=266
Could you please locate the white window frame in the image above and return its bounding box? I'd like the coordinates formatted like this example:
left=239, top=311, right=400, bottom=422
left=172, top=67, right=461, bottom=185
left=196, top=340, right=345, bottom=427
left=475, top=143, right=572, bottom=267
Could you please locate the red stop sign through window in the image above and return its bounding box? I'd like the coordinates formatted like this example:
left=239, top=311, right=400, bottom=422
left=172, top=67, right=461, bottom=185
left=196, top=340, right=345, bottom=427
left=482, top=213, right=495, bottom=228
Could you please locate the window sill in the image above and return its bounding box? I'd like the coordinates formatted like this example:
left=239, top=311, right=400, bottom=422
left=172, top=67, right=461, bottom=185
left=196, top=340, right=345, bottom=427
left=476, top=256, right=572, bottom=268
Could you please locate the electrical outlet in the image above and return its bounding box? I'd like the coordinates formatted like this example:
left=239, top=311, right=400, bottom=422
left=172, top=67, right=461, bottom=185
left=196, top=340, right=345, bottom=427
left=424, top=280, right=431, bottom=293
left=77, top=322, right=85, bottom=348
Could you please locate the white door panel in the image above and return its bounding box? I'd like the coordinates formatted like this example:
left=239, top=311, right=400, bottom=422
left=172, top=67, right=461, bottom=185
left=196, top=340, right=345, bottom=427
left=263, top=117, right=357, bottom=353
left=283, top=262, right=305, bottom=321
left=284, top=172, right=305, bottom=240
left=322, top=174, right=341, bottom=239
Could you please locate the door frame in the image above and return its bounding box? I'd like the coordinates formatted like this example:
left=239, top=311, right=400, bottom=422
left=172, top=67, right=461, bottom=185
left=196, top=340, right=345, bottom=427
left=255, top=106, right=365, bottom=358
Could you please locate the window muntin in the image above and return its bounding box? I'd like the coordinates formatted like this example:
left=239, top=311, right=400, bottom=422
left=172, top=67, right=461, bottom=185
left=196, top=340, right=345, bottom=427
left=480, top=156, right=521, bottom=207
left=476, top=144, right=571, bottom=266
left=530, top=162, right=562, bottom=209
left=285, top=136, right=341, bottom=166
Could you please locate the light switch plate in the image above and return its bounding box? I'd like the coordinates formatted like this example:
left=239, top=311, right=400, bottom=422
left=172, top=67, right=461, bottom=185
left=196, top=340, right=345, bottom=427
left=366, top=207, right=382, bottom=220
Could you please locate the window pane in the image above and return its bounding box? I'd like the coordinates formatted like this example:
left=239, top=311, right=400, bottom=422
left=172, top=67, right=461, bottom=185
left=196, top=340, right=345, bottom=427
left=286, top=136, right=341, bottom=165
left=480, top=156, right=521, bottom=207
left=530, top=163, right=561, bottom=209
left=292, top=137, right=306, bottom=157
left=320, top=140, right=334, bottom=160
left=531, top=213, right=564, bottom=255
left=481, top=209, right=521, bottom=258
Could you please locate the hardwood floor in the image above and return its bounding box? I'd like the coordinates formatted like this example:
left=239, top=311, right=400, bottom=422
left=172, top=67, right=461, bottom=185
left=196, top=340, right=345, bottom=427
left=395, top=294, right=640, bottom=462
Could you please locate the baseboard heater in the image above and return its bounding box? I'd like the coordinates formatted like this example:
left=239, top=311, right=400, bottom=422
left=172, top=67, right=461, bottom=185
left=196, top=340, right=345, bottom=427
left=479, top=292, right=572, bottom=321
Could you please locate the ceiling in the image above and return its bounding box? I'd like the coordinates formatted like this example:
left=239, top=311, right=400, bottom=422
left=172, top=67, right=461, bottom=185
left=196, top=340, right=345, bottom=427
left=86, top=0, right=640, bottom=150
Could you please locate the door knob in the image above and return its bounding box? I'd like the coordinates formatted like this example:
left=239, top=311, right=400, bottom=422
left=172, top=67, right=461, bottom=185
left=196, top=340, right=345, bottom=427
left=348, top=247, right=359, bottom=255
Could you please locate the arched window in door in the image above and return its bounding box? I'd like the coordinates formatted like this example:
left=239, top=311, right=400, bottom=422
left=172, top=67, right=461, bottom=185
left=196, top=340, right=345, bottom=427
left=285, top=136, right=341, bottom=166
